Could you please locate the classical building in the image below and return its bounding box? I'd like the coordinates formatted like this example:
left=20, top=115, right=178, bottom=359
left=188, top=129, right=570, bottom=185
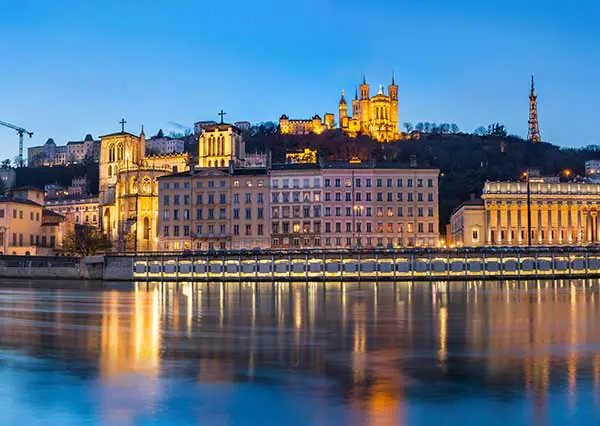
left=449, top=198, right=485, bottom=247
left=449, top=176, right=600, bottom=247
left=270, top=161, right=440, bottom=249
left=197, top=123, right=245, bottom=168
left=28, top=134, right=100, bottom=167
left=98, top=127, right=189, bottom=252
left=279, top=75, right=404, bottom=142
left=286, top=148, right=317, bottom=164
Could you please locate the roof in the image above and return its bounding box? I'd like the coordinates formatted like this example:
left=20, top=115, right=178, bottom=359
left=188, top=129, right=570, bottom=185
left=270, top=163, right=321, bottom=170
left=232, top=168, right=267, bottom=176
left=42, top=209, right=64, bottom=218
left=201, top=123, right=242, bottom=134
left=12, top=185, right=43, bottom=192
left=0, top=196, right=43, bottom=207
left=100, top=131, right=139, bottom=139
left=451, top=198, right=484, bottom=216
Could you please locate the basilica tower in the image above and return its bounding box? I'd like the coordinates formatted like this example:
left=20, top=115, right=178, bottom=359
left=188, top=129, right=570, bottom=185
left=359, top=76, right=371, bottom=131
left=388, top=72, right=399, bottom=135
left=338, top=90, right=348, bottom=127
left=528, top=76, right=541, bottom=143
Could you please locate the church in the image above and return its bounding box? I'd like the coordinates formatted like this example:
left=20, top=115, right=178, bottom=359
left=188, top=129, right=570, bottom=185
left=279, top=75, right=402, bottom=142
left=98, top=125, right=189, bottom=252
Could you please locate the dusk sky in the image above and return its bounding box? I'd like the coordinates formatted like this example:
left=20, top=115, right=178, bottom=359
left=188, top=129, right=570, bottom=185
left=1, top=0, right=599, bottom=160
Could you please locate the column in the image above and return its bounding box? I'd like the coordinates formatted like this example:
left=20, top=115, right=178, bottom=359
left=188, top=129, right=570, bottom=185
left=517, top=203, right=523, bottom=244
left=596, top=207, right=600, bottom=242
left=547, top=203, right=553, bottom=244
left=586, top=207, right=593, bottom=244
left=567, top=202, right=573, bottom=244
left=507, top=204, right=513, bottom=245
left=536, top=205, right=544, bottom=244
left=577, top=204, right=583, bottom=244
left=496, top=206, right=502, bottom=245
left=486, top=206, right=492, bottom=245
left=557, top=204, right=563, bottom=244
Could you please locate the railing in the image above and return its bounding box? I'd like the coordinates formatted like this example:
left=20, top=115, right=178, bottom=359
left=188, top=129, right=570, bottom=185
left=126, top=246, right=600, bottom=282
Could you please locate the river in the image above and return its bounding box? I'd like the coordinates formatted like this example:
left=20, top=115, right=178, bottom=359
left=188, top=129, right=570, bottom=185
left=1, top=279, right=599, bottom=425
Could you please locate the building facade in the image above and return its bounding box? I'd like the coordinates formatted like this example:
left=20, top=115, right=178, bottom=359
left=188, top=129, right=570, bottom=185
left=45, top=196, right=100, bottom=227
left=28, top=134, right=100, bottom=167
left=145, top=130, right=185, bottom=155
left=269, top=162, right=440, bottom=249
left=450, top=177, right=600, bottom=247
left=449, top=199, right=486, bottom=247
left=197, top=123, right=245, bottom=168
left=98, top=128, right=189, bottom=252
left=157, top=168, right=270, bottom=252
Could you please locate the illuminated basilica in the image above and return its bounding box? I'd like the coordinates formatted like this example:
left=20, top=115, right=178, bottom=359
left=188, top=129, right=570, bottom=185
left=279, top=75, right=402, bottom=142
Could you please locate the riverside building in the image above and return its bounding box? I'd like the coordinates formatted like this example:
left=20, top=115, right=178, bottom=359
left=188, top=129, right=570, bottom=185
left=450, top=175, right=600, bottom=247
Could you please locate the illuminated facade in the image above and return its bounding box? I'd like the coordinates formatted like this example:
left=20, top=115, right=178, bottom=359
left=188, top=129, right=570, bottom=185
left=157, top=168, right=270, bottom=251
left=197, top=123, right=245, bottom=168
left=279, top=75, right=402, bottom=142
left=450, top=177, right=600, bottom=247
left=270, top=162, right=440, bottom=249
left=99, top=128, right=189, bottom=252
left=285, top=148, right=317, bottom=164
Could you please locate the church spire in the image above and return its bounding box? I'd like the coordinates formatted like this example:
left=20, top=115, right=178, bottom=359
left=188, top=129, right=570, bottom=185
left=391, top=70, right=395, bottom=85
left=354, top=86, right=358, bottom=100
left=339, top=89, right=347, bottom=105
left=528, top=75, right=541, bottom=143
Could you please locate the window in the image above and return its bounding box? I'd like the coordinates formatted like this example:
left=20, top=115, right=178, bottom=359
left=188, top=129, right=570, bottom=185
left=335, top=179, right=341, bottom=187
left=173, top=195, right=180, bottom=205
left=258, top=224, right=264, bottom=235
left=387, top=193, right=393, bottom=202
left=377, top=193, right=383, bottom=202
left=196, top=194, right=203, bottom=204
left=173, top=209, right=179, bottom=220
left=428, top=208, right=434, bottom=217
left=376, top=178, right=382, bottom=188
left=184, top=195, right=190, bottom=205
left=0, top=209, right=5, bottom=218
left=183, top=209, right=190, bottom=220
left=258, top=208, right=264, bottom=219
left=335, top=223, right=341, bottom=233
left=418, top=223, right=424, bottom=233
left=220, top=194, right=226, bottom=204
left=418, top=208, right=423, bottom=217
left=208, top=194, right=215, bottom=204
left=429, top=223, right=435, bottom=233
left=417, top=193, right=423, bottom=202
left=163, top=226, right=169, bottom=237
left=233, top=194, right=240, bottom=204
left=245, top=193, right=251, bottom=204
left=219, top=208, right=226, bottom=219
left=355, top=178, right=361, bottom=187
left=428, top=193, right=434, bottom=202
left=174, top=226, right=180, bottom=237
left=233, top=224, right=240, bottom=235
left=387, top=178, right=393, bottom=188
left=245, top=208, right=252, bottom=219
left=257, top=193, right=263, bottom=204
left=163, top=210, right=170, bottom=220
left=245, top=225, right=252, bottom=236
left=397, top=178, right=403, bottom=187
left=366, top=178, right=372, bottom=188
left=196, top=208, right=203, bottom=220
left=407, top=179, right=413, bottom=188
left=184, top=225, right=190, bottom=237
left=408, top=193, right=413, bottom=202
left=208, top=208, right=214, bottom=220
left=428, top=178, right=433, bottom=188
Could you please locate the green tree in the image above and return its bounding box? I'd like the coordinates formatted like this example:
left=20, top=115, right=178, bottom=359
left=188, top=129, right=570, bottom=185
left=1, top=159, right=11, bottom=169
left=63, top=226, right=111, bottom=256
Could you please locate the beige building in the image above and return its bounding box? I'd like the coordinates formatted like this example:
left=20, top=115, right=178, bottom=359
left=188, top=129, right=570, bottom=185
left=449, top=199, right=485, bottom=247
left=0, top=187, right=69, bottom=255
left=450, top=177, right=600, bottom=247
left=157, top=168, right=269, bottom=251
left=45, top=196, right=99, bottom=227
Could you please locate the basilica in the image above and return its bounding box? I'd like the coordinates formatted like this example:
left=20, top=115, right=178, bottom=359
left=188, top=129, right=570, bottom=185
left=279, top=75, right=403, bottom=142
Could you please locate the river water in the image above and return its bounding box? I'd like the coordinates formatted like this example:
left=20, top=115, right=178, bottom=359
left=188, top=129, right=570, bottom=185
left=1, top=279, right=600, bottom=425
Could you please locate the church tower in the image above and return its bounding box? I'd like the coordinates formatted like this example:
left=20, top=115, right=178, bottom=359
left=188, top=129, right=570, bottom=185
left=338, top=90, right=348, bottom=127
left=388, top=72, right=399, bottom=134
left=528, top=76, right=541, bottom=143
left=352, top=87, right=360, bottom=119
left=359, top=75, right=371, bottom=131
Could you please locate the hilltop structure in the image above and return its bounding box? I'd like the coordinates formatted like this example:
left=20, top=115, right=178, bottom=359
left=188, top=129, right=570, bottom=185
left=528, top=76, right=542, bottom=143
left=280, top=75, right=407, bottom=142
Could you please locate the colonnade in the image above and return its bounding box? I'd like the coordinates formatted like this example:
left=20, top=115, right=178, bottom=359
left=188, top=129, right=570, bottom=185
left=485, top=201, right=600, bottom=246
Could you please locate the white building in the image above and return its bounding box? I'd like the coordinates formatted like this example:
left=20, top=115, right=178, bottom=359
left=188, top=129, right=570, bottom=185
left=145, top=130, right=185, bottom=155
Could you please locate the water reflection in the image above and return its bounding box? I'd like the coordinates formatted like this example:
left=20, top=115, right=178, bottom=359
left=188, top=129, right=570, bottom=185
left=0, top=279, right=600, bottom=424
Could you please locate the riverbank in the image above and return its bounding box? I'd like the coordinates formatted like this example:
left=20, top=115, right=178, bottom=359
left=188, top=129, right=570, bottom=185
left=2, top=247, right=600, bottom=282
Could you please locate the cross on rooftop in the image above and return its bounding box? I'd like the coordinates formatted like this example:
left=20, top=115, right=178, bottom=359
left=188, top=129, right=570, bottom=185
left=120, top=118, right=127, bottom=133
left=218, top=110, right=226, bottom=124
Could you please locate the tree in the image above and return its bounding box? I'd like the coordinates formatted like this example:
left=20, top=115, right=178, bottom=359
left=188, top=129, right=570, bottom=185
left=415, top=122, right=425, bottom=133
left=450, top=124, right=460, bottom=134
left=403, top=122, right=413, bottom=133
left=1, top=159, right=11, bottom=169
left=63, top=226, right=111, bottom=256
left=474, top=126, right=488, bottom=136
left=487, top=123, right=507, bottom=138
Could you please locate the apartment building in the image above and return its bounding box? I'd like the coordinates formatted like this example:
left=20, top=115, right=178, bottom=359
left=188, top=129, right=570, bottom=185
left=157, top=167, right=269, bottom=251
left=269, top=164, right=323, bottom=248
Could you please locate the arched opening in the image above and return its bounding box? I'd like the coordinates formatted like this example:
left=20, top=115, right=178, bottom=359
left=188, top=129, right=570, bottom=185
left=117, top=143, right=124, bottom=161
left=104, top=208, right=111, bottom=234
left=141, top=176, right=152, bottom=194
left=220, top=159, right=225, bottom=167
left=108, top=144, right=115, bottom=162
left=108, top=165, right=112, bottom=177
left=207, top=160, right=212, bottom=167
left=143, top=217, right=150, bottom=240
left=129, top=176, right=138, bottom=194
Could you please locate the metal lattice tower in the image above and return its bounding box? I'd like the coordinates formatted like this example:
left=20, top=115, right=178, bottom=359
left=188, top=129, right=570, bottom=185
left=528, top=76, right=541, bottom=143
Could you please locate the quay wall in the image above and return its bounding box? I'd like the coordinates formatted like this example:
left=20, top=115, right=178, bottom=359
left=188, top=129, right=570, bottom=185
left=2, top=248, right=600, bottom=282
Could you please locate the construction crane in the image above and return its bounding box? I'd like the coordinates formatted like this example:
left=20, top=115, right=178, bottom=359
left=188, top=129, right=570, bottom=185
left=0, top=120, right=33, bottom=167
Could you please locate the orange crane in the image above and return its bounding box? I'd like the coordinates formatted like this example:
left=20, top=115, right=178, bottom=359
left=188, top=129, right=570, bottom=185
left=0, top=120, right=33, bottom=167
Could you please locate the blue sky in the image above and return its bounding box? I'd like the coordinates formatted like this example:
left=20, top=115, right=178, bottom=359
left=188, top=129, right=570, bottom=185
left=0, top=0, right=599, bottom=160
